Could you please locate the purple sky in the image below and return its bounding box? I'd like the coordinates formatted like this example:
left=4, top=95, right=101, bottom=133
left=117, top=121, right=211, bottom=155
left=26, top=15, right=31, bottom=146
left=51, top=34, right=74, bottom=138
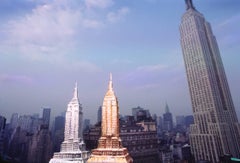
left=0, top=0, right=239, bottom=123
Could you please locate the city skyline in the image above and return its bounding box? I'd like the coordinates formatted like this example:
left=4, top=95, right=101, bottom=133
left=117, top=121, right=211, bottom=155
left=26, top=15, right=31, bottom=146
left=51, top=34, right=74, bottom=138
left=0, top=0, right=239, bottom=123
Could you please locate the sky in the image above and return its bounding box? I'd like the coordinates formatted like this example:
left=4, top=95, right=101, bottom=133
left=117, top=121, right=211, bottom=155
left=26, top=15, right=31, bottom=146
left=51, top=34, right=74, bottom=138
left=0, top=0, right=239, bottom=124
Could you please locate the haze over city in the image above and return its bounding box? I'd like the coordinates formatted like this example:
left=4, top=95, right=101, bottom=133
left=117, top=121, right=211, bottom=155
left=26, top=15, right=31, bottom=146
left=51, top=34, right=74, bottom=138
left=0, top=0, right=239, bottom=123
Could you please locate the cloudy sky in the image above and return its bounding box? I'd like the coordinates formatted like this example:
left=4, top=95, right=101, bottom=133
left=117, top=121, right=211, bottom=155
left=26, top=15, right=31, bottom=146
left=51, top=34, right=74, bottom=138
left=0, top=0, right=239, bottom=123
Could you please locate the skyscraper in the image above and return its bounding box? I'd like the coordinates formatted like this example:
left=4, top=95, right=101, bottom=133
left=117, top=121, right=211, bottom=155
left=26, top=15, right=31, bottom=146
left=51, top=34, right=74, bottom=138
left=28, top=125, right=52, bottom=163
left=42, top=108, right=51, bottom=128
left=49, top=83, right=89, bottom=163
left=87, top=74, right=133, bottom=163
left=10, top=113, right=18, bottom=129
left=180, top=0, right=240, bottom=162
left=163, top=103, right=173, bottom=131
left=97, top=106, right=102, bottom=123
left=0, top=115, right=6, bottom=157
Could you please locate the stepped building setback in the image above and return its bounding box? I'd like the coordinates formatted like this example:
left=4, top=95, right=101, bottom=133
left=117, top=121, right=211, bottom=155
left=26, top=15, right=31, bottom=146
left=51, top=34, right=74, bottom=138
left=87, top=74, right=133, bottom=163
left=49, top=83, right=89, bottom=163
left=180, top=0, right=240, bottom=162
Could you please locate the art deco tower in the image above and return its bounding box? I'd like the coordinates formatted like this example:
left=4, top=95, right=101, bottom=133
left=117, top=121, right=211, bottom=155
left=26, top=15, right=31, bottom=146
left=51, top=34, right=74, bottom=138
left=87, top=74, right=133, bottom=163
left=180, top=0, right=240, bottom=162
left=49, top=83, right=89, bottom=163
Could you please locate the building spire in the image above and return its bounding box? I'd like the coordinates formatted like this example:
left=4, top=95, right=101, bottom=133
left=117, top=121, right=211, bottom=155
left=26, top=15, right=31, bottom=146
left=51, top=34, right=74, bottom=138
left=108, top=73, right=113, bottom=91
left=165, top=103, right=170, bottom=113
left=185, top=0, right=195, bottom=10
left=73, top=82, right=78, bottom=99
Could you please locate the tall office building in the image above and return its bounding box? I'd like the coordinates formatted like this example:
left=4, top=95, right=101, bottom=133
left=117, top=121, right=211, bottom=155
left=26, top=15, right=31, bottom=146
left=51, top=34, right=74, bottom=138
left=87, top=74, right=133, bottom=163
left=180, top=0, right=240, bottom=162
left=0, top=115, right=6, bottom=157
left=97, top=106, right=102, bottom=123
left=10, top=113, right=18, bottom=129
left=53, top=115, right=65, bottom=152
left=163, top=104, right=173, bottom=131
left=42, top=108, right=51, bottom=128
left=49, top=83, right=89, bottom=163
left=28, top=125, right=52, bottom=163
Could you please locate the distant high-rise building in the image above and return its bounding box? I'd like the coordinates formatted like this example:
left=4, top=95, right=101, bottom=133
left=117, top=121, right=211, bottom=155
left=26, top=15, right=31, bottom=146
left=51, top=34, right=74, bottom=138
left=152, top=114, right=157, bottom=122
left=53, top=115, right=65, bottom=152
left=7, top=127, right=33, bottom=162
left=42, top=108, right=51, bottom=128
left=49, top=83, right=89, bottom=163
left=157, top=116, right=163, bottom=134
left=132, top=106, right=144, bottom=121
left=18, top=115, right=32, bottom=132
left=180, top=0, right=240, bottom=162
left=10, top=113, right=18, bottom=129
left=0, top=116, right=6, bottom=131
left=163, top=103, right=173, bottom=131
left=28, top=125, right=52, bottom=163
left=87, top=74, right=133, bottom=163
left=176, top=115, right=185, bottom=127
left=83, top=119, right=90, bottom=132
left=97, top=106, right=102, bottom=123
left=54, top=116, right=65, bottom=132
left=0, top=115, right=6, bottom=157
left=32, top=113, right=39, bottom=119
left=184, top=115, right=194, bottom=128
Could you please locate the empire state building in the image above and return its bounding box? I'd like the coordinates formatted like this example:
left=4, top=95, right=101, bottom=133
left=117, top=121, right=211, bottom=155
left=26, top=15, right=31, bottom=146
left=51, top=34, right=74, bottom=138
left=49, top=83, right=89, bottom=163
left=87, top=74, right=133, bottom=163
left=180, top=0, right=240, bottom=162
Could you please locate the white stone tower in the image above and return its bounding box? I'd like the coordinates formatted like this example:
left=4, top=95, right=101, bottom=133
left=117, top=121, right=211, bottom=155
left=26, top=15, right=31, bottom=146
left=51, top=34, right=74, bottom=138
left=49, top=83, right=89, bottom=163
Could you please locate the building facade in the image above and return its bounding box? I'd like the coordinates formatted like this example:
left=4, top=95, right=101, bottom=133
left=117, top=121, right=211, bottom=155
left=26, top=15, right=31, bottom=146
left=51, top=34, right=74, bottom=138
left=180, top=0, right=240, bottom=162
left=87, top=74, right=133, bottom=163
left=49, top=83, right=89, bottom=163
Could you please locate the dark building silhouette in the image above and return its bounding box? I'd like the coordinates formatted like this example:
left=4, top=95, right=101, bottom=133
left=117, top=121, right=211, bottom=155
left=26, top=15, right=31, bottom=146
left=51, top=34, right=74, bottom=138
left=53, top=115, right=65, bottom=152
left=7, top=127, right=33, bottom=162
left=185, top=115, right=194, bottom=128
left=97, top=106, right=102, bottom=123
left=10, top=113, right=18, bottom=130
left=42, top=108, right=51, bottom=128
left=27, top=125, right=52, bottom=163
left=163, top=104, right=173, bottom=131
left=0, top=115, right=6, bottom=158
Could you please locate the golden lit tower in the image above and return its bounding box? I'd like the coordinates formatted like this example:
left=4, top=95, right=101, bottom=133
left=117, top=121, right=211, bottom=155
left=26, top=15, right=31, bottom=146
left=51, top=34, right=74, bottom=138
left=87, top=74, right=133, bottom=163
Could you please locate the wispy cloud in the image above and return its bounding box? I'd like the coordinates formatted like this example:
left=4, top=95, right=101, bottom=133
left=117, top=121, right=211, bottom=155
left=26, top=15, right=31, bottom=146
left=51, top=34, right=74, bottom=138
left=215, top=13, right=240, bottom=47
left=121, top=64, right=184, bottom=90
left=217, top=14, right=240, bottom=28
left=107, top=7, right=130, bottom=23
left=0, top=74, right=33, bottom=84
left=136, top=64, right=168, bottom=72
left=1, top=0, right=130, bottom=64
left=85, top=0, right=114, bottom=9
